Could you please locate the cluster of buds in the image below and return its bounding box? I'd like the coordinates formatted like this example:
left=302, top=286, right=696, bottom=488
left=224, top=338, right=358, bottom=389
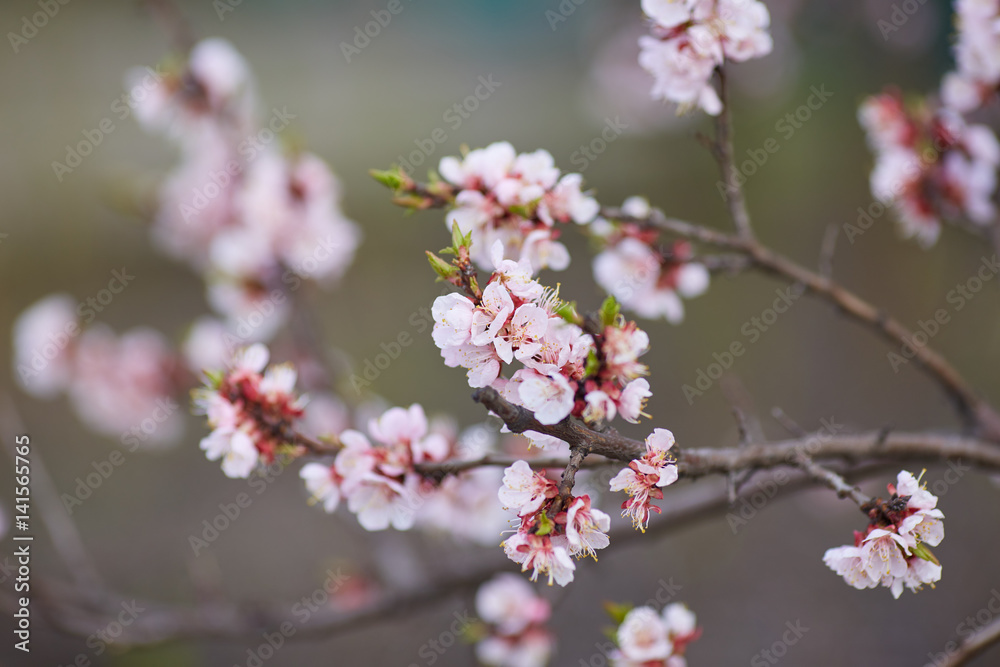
left=498, top=461, right=612, bottom=586
left=942, top=0, right=1000, bottom=113
left=593, top=197, right=710, bottom=323
left=131, top=38, right=359, bottom=346
left=14, top=294, right=185, bottom=447
left=858, top=89, right=999, bottom=247
left=607, top=601, right=701, bottom=666
left=474, top=574, right=555, bottom=667
left=609, top=429, right=680, bottom=531
left=193, top=344, right=306, bottom=478
left=638, top=0, right=773, bottom=115
left=431, top=230, right=654, bottom=430
left=823, top=470, right=944, bottom=599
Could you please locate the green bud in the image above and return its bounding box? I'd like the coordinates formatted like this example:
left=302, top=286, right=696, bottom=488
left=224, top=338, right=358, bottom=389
left=369, top=167, right=404, bottom=190
left=535, top=511, right=554, bottom=536
left=451, top=221, right=472, bottom=253
left=426, top=251, right=459, bottom=280
left=910, top=542, right=940, bottom=565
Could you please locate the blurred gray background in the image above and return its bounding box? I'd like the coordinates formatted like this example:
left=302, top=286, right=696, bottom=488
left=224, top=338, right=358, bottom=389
left=2, top=0, right=999, bottom=665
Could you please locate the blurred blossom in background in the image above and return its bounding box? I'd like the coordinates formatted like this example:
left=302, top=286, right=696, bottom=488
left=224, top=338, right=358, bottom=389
left=2, top=0, right=1000, bottom=665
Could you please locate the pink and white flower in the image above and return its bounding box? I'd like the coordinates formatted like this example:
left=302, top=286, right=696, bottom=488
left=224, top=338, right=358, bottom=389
left=859, top=90, right=1000, bottom=246
left=439, top=143, right=597, bottom=272
left=823, top=470, right=945, bottom=598
left=475, top=573, right=552, bottom=636
left=610, top=429, right=679, bottom=530
left=299, top=462, right=341, bottom=512
left=565, top=495, right=612, bottom=559
left=498, top=460, right=559, bottom=517
left=13, top=294, right=79, bottom=399
left=638, top=0, right=772, bottom=115
left=503, top=533, right=576, bottom=587
left=609, top=602, right=701, bottom=666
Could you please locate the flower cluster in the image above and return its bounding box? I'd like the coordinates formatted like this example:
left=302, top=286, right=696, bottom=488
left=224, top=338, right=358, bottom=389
left=474, top=574, right=555, bottom=667
left=498, top=461, right=612, bottom=586
left=610, top=603, right=701, bottom=666
left=638, top=0, right=773, bottom=115
left=858, top=90, right=999, bottom=247
left=593, top=197, right=710, bottom=323
left=439, top=142, right=599, bottom=272
left=433, top=240, right=653, bottom=430
left=131, top=38, right=359, bottom=341
left=823, top=471, right=944, bottom=599
left=298, top=403, right=456, bottom=530
left=193, top=344, right=306, bottom=478
left=13, top=294, right=184, bottom=446
left=942, top=0, right=1000, bottom=113
left=609, top=429, right=679, bottom=531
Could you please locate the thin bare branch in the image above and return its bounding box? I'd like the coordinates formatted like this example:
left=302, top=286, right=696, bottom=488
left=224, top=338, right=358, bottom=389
left=940, top=613, right=1000, bottom=666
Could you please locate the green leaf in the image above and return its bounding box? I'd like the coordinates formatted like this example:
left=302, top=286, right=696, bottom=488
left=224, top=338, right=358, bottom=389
left=603, top=601, right=634, bottom=626
left=203, top=369, right=224, bottom=388
left=584, top=350, right=601, bottom=378
left=553, top=300, right=579, bottom=324
left=599, top=296, right=621, bottom=328
left=426, top=251, right=459, bottom=280
left=451, top=221, right=472, bottom=252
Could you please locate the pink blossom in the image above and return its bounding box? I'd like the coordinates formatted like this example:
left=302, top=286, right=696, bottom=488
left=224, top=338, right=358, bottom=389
left=614, top=607, right=672, bottom=662
left=475, top=573, right=552, bottom=636
left=638, top=0, right=771, bottom=115
left=498, top=460, right=558, bottom=516
left=502, top=533, right=576, bottom=586
left=13, top=294, right=79, bottom=398
left=610, top=428, right=678, bottom=530
left=490, top=240, right=545, bottom=301
left=518, top=371, right=576, bottom=425
left=70, top=326, right=183, bottom=446
left=619, top=378, right=652, bottom=423
left=471, top=282, right=515, bottom=347
left=822, top=546, right=878, bottom=590
left=201, top=427, right=259, bottom=479
left=431, top=293, right=476, bottom=348
left=299, top=462, right=341, bottom=512
left=566, top=495, right=612, bottom=559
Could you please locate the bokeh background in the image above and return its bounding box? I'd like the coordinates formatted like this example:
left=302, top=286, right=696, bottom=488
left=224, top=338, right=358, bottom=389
left=2, top=0, right=1000, bottom=665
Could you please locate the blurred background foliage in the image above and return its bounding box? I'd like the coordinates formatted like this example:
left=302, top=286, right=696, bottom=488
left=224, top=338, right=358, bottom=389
left=2, top=0, right=999, bottom=665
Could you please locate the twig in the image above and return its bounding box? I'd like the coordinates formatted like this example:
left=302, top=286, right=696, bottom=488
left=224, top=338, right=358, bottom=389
left=603, top=204, right=1000, bottom=441
left=713, top=67, right=755, bottom=241
left=0, top=392, right=105, bottom=596
left=142, top=0, right=195, bottom=53
left=941, top=613, right=1000, bottom=666
left=792, top=454, right=871, bottom=507
left=471, top=386, right=1000, bottom=474
left=10, top=462, right=894, bottom=647
left=818, top=223, right=839, bottom=279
